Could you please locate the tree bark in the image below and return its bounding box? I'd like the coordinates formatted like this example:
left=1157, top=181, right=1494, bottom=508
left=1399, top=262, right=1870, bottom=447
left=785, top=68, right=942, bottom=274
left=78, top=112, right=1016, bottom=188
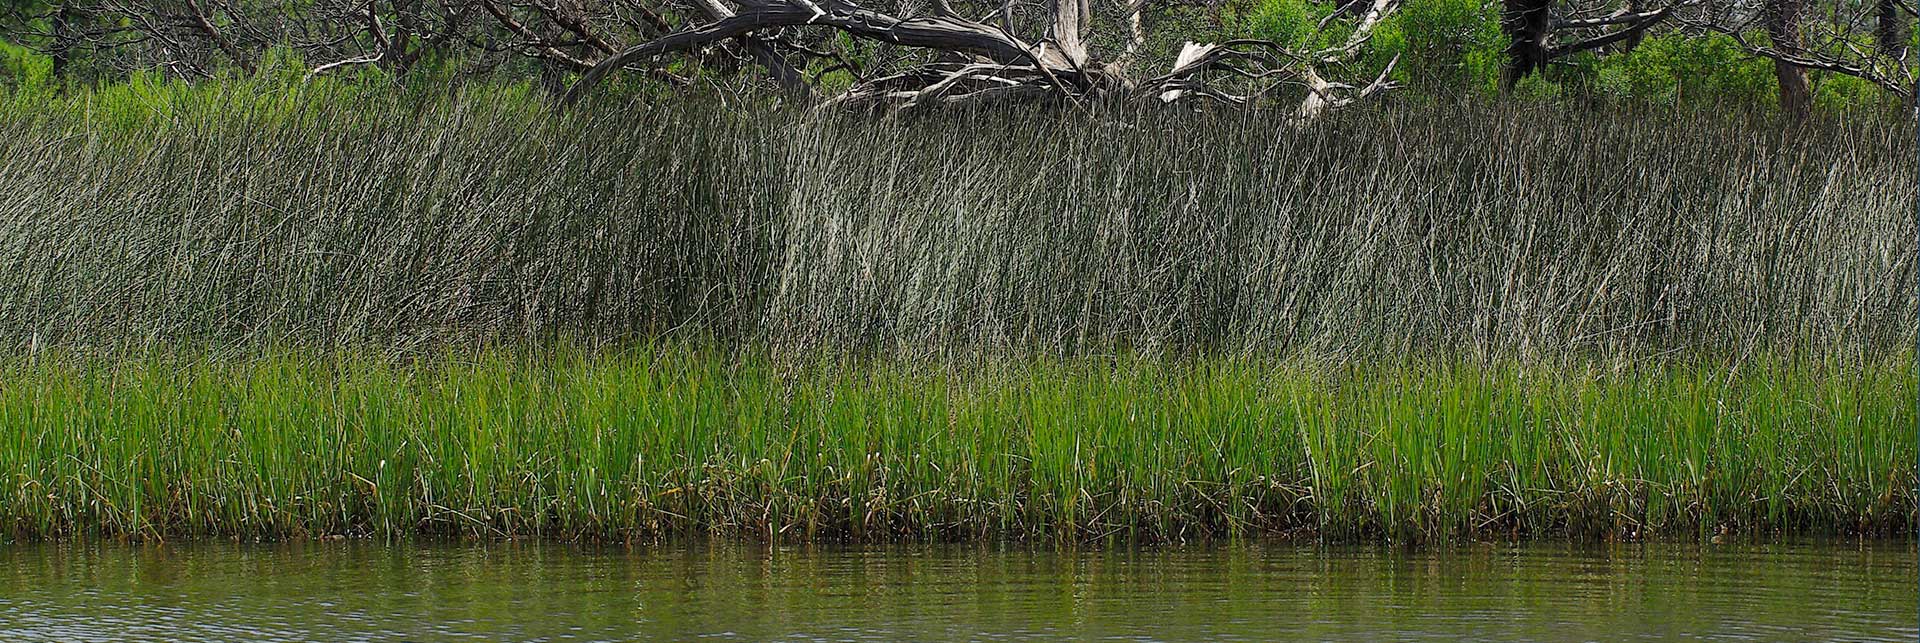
left=1875, top=0, right=1905, bottom=59
left=559, top=0, right=1403, bottom=114
left=1047, top=0, right=1090, bottom=68
left=686, top=0, right=812, bottom=98
left=384, top=0, right=419, bottom=74
left=49, top=3, right=75, bottom=79
left=1764, top=0, right=1811, bottom=119
left=1500, top=0, right=1551, bottom=90
left=1618, top=0, right=1645, bottom=53
left=561, top=2, right=1068, bottom=107
left=185, top=0, right=256, bottom=74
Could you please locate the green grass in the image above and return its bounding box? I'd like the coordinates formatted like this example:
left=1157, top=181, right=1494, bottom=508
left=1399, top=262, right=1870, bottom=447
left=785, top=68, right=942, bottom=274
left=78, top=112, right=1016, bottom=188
left=0, top=348, right=1908, bottom=542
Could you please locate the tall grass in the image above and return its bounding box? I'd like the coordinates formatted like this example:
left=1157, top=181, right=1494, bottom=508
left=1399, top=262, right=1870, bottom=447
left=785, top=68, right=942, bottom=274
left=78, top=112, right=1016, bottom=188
left=0, top=86, right=1911, bottom=542
left=0, top=89, right=1909, bottom=358
left=0, top=349, right=1908, bottom=542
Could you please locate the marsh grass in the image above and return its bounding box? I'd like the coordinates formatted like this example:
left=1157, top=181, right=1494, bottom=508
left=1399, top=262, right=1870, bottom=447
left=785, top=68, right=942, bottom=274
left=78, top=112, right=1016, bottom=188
left=0, top=89, right=1910, bottom=359
left=0, top=349, right=1908, bottom=542
left=0, top=86, right=1912, bottom=542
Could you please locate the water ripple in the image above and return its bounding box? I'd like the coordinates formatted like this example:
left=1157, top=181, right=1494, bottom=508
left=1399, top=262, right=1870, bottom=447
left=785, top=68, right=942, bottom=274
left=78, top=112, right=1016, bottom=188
left=0, top=540, right=1910, bottom=642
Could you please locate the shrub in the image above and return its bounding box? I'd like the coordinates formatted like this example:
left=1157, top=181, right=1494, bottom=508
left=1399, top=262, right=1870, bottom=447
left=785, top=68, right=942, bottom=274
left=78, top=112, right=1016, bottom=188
left=1371, top=0, right=1504, bottom=94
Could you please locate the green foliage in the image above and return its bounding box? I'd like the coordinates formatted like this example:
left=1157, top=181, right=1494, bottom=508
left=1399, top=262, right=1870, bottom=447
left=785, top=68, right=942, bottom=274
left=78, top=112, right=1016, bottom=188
left=250, top=45, right=317, bottom=85
left=1369, top=0, right=1504, bottom=93
left=1812, top=72, right=1897, bottom=112
left=1218, top=0, right=1906, bottom=111
left=0, top=56, right=557, bottom=133
left=1508, top=72, right=1564, bottom=100
left=1583, top=34, right=1778, bottom=107
left=1231, top=0, right=1326, bottom=48
left=1557, top=31, right=1894, bottom=112
left=0, top=41, right=51, bottom=93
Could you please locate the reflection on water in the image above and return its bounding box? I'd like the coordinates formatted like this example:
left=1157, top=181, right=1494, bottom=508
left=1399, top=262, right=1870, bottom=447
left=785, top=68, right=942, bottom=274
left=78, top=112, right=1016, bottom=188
left=0, top=539, right=1911, bottom=642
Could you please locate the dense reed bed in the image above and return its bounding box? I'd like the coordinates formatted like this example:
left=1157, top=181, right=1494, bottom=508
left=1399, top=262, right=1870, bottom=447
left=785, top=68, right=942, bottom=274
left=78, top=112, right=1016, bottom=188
left=0, top=88, right=1911, bottom=542
left=0, top=349, right=1908, bottom=542
left=0, top=89, right=1910, bottom=358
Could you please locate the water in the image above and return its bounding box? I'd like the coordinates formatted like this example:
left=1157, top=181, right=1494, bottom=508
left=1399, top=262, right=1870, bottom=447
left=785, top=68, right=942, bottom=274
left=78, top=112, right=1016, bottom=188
left=0, top=540, right=1911, bottom=642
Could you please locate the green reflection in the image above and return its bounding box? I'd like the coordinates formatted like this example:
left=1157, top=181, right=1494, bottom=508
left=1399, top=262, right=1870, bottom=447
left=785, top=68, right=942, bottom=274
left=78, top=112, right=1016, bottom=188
left=0, top=541, right=1910, bottom=642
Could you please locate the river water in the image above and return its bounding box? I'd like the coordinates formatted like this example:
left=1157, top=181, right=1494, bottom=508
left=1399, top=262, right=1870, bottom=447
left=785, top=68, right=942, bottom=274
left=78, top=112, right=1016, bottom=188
left=0, top=540, right=1911, bottom=642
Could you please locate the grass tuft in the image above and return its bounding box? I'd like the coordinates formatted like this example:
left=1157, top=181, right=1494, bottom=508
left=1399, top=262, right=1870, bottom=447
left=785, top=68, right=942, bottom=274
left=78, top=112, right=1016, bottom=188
left=0, top=349, right=1908, bottom=542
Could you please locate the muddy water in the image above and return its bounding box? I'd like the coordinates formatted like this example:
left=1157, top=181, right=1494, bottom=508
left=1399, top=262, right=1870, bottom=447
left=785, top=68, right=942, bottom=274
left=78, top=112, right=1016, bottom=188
left=0, top=540, right=1911, bottom=642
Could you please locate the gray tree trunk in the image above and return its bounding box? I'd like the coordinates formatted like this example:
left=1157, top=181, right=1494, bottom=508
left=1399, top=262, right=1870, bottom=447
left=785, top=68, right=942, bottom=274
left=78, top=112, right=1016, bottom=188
left=1764, top=0, right=1811, bottom=119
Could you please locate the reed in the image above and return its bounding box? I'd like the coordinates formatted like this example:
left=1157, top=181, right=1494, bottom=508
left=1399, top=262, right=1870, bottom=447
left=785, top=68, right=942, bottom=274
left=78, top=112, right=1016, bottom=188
left=0, top=348, right=1909, bottom=542
left=0, top=86, right=1911, bottom=542
left=0, top=88, right=1909, bottom=359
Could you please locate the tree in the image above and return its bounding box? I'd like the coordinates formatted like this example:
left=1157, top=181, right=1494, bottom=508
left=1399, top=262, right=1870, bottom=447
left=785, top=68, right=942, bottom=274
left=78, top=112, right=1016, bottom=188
left=551, top=0, right=1407, bottom=117
left=5, top=0, right=1913, bottom=113
left=1875, top=0, right=1904, bottom=59
left=1691, top=0, right=1916, bottom=111
left=1762, top=0, right=1810, bottom=117
left=1498, top=0, right=1679, bottom=90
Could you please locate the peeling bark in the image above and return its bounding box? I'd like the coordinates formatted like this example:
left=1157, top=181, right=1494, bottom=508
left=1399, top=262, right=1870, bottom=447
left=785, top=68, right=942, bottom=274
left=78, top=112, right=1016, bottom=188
left=1046, top=0, right=1090, bottom=68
